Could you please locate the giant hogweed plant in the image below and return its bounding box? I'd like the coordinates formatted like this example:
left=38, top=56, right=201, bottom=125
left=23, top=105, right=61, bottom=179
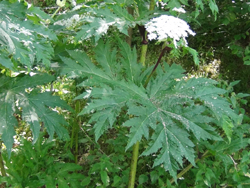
left=0, top=0, right=247, bottom=187
left=0, top=0, right=218, bottom=151
left=61, top=37, right=240, bottom=182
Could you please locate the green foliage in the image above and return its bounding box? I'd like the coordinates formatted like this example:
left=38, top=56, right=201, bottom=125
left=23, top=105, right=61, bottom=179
left=0, top=134, right=84, bottom=187
left=0, top=0, right=250, bottom=187
left=187, top=0, right=250, bottom=94
left=0, top=73, right=70, bottom=155
left=61, top=39, right=239, bottom=179
left=75, top=126, right=133, bottom=187
left=54, top=0, right=220, bottom=44
left=55, top=1, right=158, bottom=43
left=0, top=0, right=56, bottom=69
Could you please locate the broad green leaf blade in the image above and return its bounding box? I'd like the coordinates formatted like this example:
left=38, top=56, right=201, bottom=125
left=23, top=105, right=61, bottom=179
left=20, top=96, right=41, bottom=143
left=124, top=117, right=151, bottom=150
left=0, top=98, right=17, bottom=156
left=175, top=77, right=237, bottom=122
left=144, top=122, right=195, bottom=178
left=70, top=40, right=238, bottom=180
left=139, top=174, right=148, bottom=184
left=60, top=55, right=111, bottom=83
left=0, top=0, right=56, bottom=68
left=101, top=170, right=109, bottom=187
left=79, top=88, right=127, bottom=140
left=20, top=92, right=70, bottom=142
left=81, top=176, right=91, bottom=186
left=124, top=104, right=156, bottom=150
left=167, top=0, right=181, bottom=9
left=222, top=115, right=234, bottom=143
left=180, top=0, right=189, bottom=6
left=75, top=6, right=135, bottom=41
left=112, top=5, right=135, bottom=22
left=58, top=178, right=70, bottom=188
left=187, top=47, right=199, bottom=66
left=0, top=74, right=54, bottom=154
left=209, top=0, right=219, bottom=17
left=94, top=40, right=117, bottom=78
left=0, top=74, right=70, bottom=154
left=147, top=63, right=185, bottom=98
left=75, top=17, right=108, bottom=41
left=118, top=39, right=142, bottom=84
left=12, top=74, right=55, bottom=92
left=0, top=52, right=14, bottom=70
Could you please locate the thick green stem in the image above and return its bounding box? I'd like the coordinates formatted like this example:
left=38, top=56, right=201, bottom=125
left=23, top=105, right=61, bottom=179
left=139, top=45, right=148, bottom=66
left=128, top=1, right=155, bottom=187
left=128, top=141, right=140, bottom=188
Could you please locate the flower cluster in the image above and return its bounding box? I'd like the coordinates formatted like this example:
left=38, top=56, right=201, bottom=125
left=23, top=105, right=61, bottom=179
left=145, top=15, right=195, bottom=48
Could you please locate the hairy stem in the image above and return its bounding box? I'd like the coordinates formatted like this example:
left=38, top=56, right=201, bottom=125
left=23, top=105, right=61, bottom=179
left=138, top=25, right=148, bottom=66
left=139, top=44, right=148, bottom=66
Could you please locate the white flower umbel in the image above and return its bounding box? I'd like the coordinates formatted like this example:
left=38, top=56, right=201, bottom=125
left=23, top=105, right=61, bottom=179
left=145, top=15, right=195, bottom=48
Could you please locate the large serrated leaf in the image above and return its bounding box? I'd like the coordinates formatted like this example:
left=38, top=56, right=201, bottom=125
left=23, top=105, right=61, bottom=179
left=0, top=1, right=56, bottom=68
left=61, top=40, right=238, bottom=179
left=0, top=74, right=70, bottom=155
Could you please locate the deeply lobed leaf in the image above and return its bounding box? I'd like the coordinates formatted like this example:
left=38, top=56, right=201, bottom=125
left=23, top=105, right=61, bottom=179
left=0, top=74, right=70, bottom=155
left=61, top=40, right=237, bottom=179
left=0, top=0, right=56, bottom=69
